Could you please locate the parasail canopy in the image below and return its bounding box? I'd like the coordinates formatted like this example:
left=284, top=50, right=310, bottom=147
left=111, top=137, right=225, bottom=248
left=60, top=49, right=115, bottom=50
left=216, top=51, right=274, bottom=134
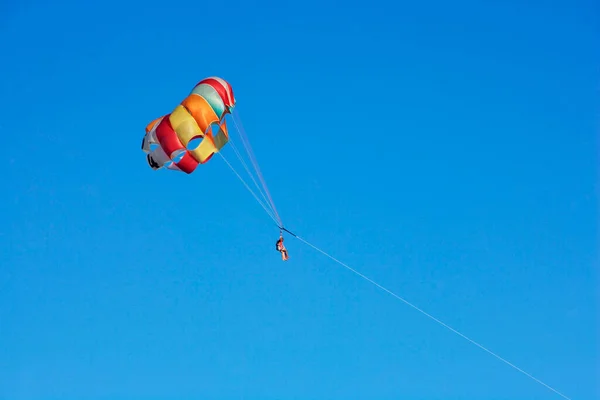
left=141, top=77, right=236, bottom=174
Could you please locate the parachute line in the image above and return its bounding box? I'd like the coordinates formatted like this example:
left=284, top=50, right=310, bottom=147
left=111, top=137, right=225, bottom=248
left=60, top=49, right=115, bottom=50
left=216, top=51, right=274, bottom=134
left=291, top=234, right=572, bottom=400
left=228, top=139, right=274, bottom=215
left=231, top=109, right=282, bottom=226
left=218, top=152, right=280, bottom=226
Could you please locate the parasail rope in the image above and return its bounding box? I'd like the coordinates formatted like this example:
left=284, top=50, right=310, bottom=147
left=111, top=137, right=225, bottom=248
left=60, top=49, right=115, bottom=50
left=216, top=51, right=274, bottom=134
left=219, top=148, right=572, bottom=400
left=217, top=104, right=572, bottom=400
left=290, top=233, right=573, bottom=400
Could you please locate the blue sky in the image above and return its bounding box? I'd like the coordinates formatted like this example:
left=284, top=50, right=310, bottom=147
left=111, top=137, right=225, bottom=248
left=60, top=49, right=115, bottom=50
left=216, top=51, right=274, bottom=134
left=1, top=0, right=598, bottom=399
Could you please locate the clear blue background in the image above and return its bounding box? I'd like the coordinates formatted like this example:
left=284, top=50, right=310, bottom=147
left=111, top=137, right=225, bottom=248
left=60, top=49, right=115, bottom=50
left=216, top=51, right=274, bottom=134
left=1, top=0, right=597, bottom=399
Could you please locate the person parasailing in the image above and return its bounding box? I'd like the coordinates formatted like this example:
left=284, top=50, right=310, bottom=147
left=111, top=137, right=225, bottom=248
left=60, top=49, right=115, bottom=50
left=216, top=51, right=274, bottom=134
left=276, top=232, right=289, bottom=261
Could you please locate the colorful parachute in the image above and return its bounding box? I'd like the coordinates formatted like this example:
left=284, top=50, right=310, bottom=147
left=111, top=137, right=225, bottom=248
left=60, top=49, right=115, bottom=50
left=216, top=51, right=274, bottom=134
left=141, top=77, right=236, bottom=173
